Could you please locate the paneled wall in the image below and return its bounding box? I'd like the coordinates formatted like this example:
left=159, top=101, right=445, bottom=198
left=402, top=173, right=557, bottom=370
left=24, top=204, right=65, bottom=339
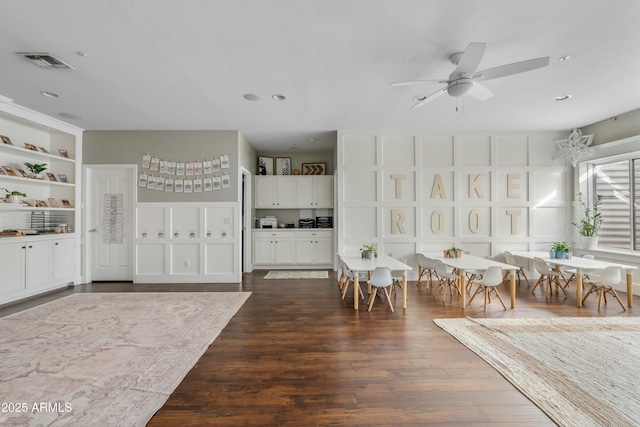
left=337, top=131, right=570, bottom=277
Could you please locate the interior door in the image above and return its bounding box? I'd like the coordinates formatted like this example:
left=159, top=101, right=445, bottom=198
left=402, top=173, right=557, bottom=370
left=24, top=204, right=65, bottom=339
left=86, top=165, right=136, bottom=281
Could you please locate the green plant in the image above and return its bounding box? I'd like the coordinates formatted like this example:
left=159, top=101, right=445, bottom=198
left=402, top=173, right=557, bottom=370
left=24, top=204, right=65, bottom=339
left=572, top=192, right=602, bottom=236
left=447, top=246, right=462, bottom=253
left=551, top=241, right=569, bottom=253
left=360, top=243, right=377, bottom=253
left=23, top=162, right=47, bottom=174
left=1, top=188, right=27, bottom=197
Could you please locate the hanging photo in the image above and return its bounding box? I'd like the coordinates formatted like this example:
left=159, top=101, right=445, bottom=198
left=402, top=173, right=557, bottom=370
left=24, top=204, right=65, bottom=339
left=203, top=160, right=212, bottom=174
left=212, top=158, right=221, bottom=172
left=165, top=178, right=174, bottom=192
left=150, top=157, right=160, bottom=171
left=194, top=178, right=203, bottom=192
left=167, top=161, right=176, bottom=175
left=156, top=176, right=165, bottom=191
left=184, top=179, right=193, bottom=193
left=220, top=155, right=230, bottom=169
left=221, top=174, right=231, bottom=188
left=176, top=162, right=186, bottom=176
left=159, top=160, right=168, bottom=174
left=174, top=179, right=184, bottom=192
left=276, top=157, right=291, bottom=175
left=138, top=173, right=148, bottom=187
left=186, top=162, right=194, bottom=176
left=194, top=162, right=203, bottom=175
left=258, top=156, right=273, bottom=175
left=212, top=176, right=221, bottom=190
left=142, top=154, right=151, bottom=169
left=203, top=177, right=213, bottom=191
left=146, top=175, right=157, bottom=190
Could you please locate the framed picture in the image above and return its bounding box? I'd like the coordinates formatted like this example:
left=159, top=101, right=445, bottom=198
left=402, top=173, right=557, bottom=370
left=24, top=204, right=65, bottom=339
left=35, top=200, right=48, bottom=208
left=1, top=135, right=12, bottom=145
left=57, top=174, right=68, bottom=183
left=24, top=143, right=38, bottom=151
left=301, top=162, right=327, bottom=175
left=2, top=166, right=17, bottom=176
left=258, top=156, right=273, bottom=175
left=0, top=167, right=5, bottom=175
left=45, top=172, right=58, bottom=182
left=22, top=200, right=33, bottom=207
left=220, top=155, right=230, bottom=169
left=275, top=157, right=292, bottom=175
left=60, top=199, right=72, bottom=208
left=58, top=148, right=69, bottom=158
left=38, top=146, right=49, bottom=154
left=47, top=198, right=58, bottom=207
left=15, top=168, right=29, bottom=178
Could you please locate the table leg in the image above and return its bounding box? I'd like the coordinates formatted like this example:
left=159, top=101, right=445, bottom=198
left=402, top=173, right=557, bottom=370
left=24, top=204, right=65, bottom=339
left=460, top=269, right=467, bottom=309
left=510, top=270, right=516, bottom=308
left=402, top=273, right=408, bottom=309
left=576, top=271, right=583, bottom=308
left=353, top=274, right=359, bottom=310
left=627, top=272, right=633, bottom=307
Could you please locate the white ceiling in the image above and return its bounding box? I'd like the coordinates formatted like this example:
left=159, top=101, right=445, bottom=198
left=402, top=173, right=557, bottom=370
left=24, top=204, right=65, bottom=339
left=1, top=0, right=639, bottom=152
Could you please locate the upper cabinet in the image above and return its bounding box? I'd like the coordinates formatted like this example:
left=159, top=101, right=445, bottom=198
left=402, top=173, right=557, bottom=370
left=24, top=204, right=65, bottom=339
left=255, top=175, right=333, bottom=209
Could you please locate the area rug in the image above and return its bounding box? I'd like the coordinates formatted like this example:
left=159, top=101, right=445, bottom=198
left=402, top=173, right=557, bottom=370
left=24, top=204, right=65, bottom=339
left=264, top=270, right=329, bottom=279
left=434, top=317, right=640, bottom=427
left=0, top=292, right=250, bottom=427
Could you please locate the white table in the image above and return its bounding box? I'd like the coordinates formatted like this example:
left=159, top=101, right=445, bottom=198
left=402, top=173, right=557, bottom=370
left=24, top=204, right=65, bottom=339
left=421, top=253, right=520, bottom=309
left=340, top=255, right=413, bottom=310
left=509, top=251, right=638, bottom=307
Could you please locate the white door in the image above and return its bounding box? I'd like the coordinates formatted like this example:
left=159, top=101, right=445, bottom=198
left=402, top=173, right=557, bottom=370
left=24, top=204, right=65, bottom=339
left=86, top=165, right=136, bottom=281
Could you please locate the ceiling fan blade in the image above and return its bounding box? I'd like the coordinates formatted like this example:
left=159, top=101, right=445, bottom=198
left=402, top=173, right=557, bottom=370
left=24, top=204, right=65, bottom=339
left=453, top=42, right=486, bottom=76
left=467, top=82, right=493, bottom=101
left=411, top=87, right=447, bottom=109
left=473, top=57, right=550, bottom=81
left=390, top=79, right=445, bottom=87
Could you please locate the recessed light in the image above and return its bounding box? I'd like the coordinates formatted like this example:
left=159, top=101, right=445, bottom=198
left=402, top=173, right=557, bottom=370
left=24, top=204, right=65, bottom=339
left=40, top=91, right=60, bottom=98
left=272, top=94, right=286, bottom=101
left=76, top=51, right=89, bottom=57
left=413, top=96, right=426, bottom=101
left=554, top=95, right=572, bottom=101
left=243, top=93, right=260, bottom=101
left=308, top=138, right=317, bottom=142
left=559, top=55, right=571, bottom=61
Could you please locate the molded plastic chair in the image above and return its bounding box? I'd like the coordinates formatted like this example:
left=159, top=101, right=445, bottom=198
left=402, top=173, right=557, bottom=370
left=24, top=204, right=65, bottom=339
left=434, top=259, right=461, bottom=301
left=391, top=258, right=408, bottom=296
left=417, top=254, right=438, bottom=289
left=503, top=251, right=530, bottom=285
left=582, top=266, right=626, bottom=311
left=340, top=259, right=365, bottom=302
left=563, top=254, right=595, bottom=288
left=367, top=267, right=394, bottom=312
left=531, top=257, right=568, bottom=298
left=468, top=266, right=507, bottom=311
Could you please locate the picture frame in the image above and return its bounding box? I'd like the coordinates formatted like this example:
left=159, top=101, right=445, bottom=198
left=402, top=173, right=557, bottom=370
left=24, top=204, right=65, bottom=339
left=38, top=146, right=49, bottom=154
left=45, top=172, right=58, bottom=182
left=275, top=157, right=292, bottom=175
left=15, top=168, right=29, bottom=178
left=24, top=143, right=38, bottom=151
left=48, top=198, right=58, bottom=208
left=301, top=162, right=327, bottom=175
left=57, top=174, right=68, bottom=183
left=22, top=200, right=33, bottom=207
left=60, top=199, right=72, bottom=208
left=2, top=166, right=17, bottom=176
left=1, top=135, right=12, bottom=145
left=258, top=156, right=273, bottom=175
left=58, top=148, right=69, bottom=158
left=35, top=200, right=48, bottom=208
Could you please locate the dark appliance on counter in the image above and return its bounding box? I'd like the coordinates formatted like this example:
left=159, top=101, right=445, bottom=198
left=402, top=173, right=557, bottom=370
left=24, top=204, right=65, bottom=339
left=315, top=216, right=333, bottom=228
left=298, top=218, right=315, bottom=228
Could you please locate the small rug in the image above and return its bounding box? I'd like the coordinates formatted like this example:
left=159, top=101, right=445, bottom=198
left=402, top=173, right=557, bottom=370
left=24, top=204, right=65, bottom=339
left=264, top=270, right=329, bottom=279
left=0, top=292, right=250, bottom=427
left=434, top=317, right=640, bottom=427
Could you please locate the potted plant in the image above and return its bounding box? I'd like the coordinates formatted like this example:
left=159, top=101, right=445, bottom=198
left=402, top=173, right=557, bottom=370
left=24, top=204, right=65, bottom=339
left=1, top=188, right=27, bottom=203
left=550, top=241, right=571, bottom=259
left=572, top=192, right=602, bottom=250
left=444, top=246, right=463, bottom=258
left=360, top=243, right=377, bottom=260
left=24, top=162, right=48, bottom=179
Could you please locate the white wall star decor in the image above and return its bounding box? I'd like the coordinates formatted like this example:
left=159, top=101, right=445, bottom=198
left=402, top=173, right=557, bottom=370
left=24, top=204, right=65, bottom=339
left=554, top=128, right=594, bottom=167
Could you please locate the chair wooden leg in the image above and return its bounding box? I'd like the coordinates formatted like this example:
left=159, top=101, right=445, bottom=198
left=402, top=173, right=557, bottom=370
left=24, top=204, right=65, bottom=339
left=558, top=280, right=568, bottom=297
left=341, top=280, right=350, bottom=300
left=597, top=287, right=604, bottom=310
left=468, top=285, right=482, bottom=304
left=519, top=269, right=530, bottom=285
left=493, top=288, right=507, bottom=310
left=417, top=267, right=425, bottom=287
left=582, top=284, right=597, bottom=304
left=368, top=288, right=378, bottom=311
left=383, top=287, right=395, bottom=312
left=531, top=276, right=544, bottom=293
left=609, top=287, right=627, bottom=311
left=483, top=289, right=488, bottom=311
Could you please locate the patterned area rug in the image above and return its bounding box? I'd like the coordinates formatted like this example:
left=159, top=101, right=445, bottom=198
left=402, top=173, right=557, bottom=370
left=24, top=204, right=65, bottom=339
left=264, top=270, right=329, bottom=279
left=0, top=292, right=250, bottom=427
left=434, top=317, right=640, bottom=427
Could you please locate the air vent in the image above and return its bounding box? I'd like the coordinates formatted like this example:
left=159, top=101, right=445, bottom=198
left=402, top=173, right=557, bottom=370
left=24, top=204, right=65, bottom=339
left=17, top=53, right=75, bottom=70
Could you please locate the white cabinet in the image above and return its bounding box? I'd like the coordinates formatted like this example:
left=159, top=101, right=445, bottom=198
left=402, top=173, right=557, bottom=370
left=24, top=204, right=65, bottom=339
left=295, top=230, right=333, bottom=265
left=255, top=176, right=296, bottom=208
left=53, top=237, right=75, bottom=282
left=296, top=176, right=333, bottom=208
left=0, top=241, right=26, bottom=295
left=252, top=229, right=333, bottom=268
left=26, top=239, right=53, bottom=290
left=253, top=231, right=295, bottom=265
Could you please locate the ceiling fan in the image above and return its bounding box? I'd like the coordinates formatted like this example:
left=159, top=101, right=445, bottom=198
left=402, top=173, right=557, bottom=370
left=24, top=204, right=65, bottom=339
left=391, top=42, right=549, bottom=109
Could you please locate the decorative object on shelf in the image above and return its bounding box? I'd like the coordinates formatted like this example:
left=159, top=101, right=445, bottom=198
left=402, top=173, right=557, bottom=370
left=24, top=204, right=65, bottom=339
left=573, top=192, right=602, bottom=249
left=293, top=169, right=300, bottom=175
left=360, top=243, right=377, bottom=259
left=35, top=199, right=48, bottom=208
left=275, top=157, right=291, bottom=175
left=45, top=172, right=58, bottom=182
left=24, top=162, right=47, bottom=179
left=302, top=162, right=326, bottom=175
left=550, top=241, right=572, bottom=259
left=1, top=188, right=27, bottom=203
left=48, top=198, right=58, bottom=207
left=37, top=146, right=49, bottom=154
left=554, top=128, right=594, bottom=167
left=58, top=148, right=69, bottom=158
left=258, top=156, right=273, bottom=175
left=24, top=142, right=38, bottom=151
left=58, top=174, right=68, bottom=182
left=15, top=168, right=29, bottom=178
left=1, top=135, right=12, bottom=145
left=1, top=166, right=17, bottom=176
left=61, top=199, right=72, bottom=208
left=444, top=246, right=463, bottom=258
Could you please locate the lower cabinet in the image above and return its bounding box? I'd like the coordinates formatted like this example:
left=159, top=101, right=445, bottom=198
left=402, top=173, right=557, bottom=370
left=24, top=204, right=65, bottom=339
left=253, top=230, right=333, bottom=268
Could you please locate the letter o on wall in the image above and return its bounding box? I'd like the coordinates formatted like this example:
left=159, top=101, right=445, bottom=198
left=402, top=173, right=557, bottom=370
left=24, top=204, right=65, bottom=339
left=431, top=210, right=444, bottom=234
left=469, top=209, right=482, bottom=234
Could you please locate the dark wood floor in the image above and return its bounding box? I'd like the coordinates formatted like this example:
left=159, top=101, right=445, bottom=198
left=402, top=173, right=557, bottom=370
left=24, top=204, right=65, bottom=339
left=2, top=271, right=639, bottom=426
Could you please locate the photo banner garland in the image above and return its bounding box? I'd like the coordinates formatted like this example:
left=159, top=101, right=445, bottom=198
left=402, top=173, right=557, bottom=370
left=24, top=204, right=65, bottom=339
left=139, top=153, right=231, bottom=193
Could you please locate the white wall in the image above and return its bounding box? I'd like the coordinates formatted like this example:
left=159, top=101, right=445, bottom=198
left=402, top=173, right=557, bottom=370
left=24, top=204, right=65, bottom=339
left=336, top=131, right=569, bottom=278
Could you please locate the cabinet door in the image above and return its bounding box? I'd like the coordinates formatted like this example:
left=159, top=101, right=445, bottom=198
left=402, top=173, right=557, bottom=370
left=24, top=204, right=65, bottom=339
left=274, top=239, right=295, bottom=264
left=275, top=176, right=296, bottom=208
left=26, top=240, right=53, bottom=290
left=255, top=177, right=277, bottom=208
left=253, top=239, right=274, bottom=264
left=314, top=176, right=333, bottom=208
left=296, top=176, right=314, bottom=207
left=314, top=238, right=334, bottom=265
left=0, top=242, right=26, bottom=295
left=53, top=238, right=76, bottom=282
left=295, top=239, right=314, bottom=264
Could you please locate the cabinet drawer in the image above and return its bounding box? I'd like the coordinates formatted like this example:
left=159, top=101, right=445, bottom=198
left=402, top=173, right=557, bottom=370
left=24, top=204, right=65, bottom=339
left=296, top=230, right=332, bottom=239
left=253, top=231, right=293, bottom=239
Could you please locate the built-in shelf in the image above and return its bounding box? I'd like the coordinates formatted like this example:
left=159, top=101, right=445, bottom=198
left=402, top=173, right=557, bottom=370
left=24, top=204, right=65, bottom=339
left=0, top=143, right=75, bottom=163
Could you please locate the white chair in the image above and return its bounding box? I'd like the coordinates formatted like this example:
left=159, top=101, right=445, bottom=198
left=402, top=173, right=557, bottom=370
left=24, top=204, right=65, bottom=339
left=417, top=254, right=438, bottom=289
left=468, top=266, right=507, bottom=311
left=434, top=259, right=461, bottom=301
left=563, top=254, right=595, bottom=288
left=367, top=267, right=394, bottom=312
left=503, top=251, right=530, bottom=285
left=582, top=266, right=626, bottom=311
left=340, top=259, right=365, bottom=302
left=531, top=257, right=568, bottom=298
left=391, top=258, right=408, bottom=296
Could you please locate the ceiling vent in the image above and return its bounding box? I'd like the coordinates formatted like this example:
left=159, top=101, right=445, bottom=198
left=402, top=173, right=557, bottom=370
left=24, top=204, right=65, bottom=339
left=17, top=53, right=75, bottom=70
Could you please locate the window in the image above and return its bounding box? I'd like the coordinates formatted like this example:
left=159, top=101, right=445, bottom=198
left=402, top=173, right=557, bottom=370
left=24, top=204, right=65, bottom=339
left=593, top=160, right=631, bottom=250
